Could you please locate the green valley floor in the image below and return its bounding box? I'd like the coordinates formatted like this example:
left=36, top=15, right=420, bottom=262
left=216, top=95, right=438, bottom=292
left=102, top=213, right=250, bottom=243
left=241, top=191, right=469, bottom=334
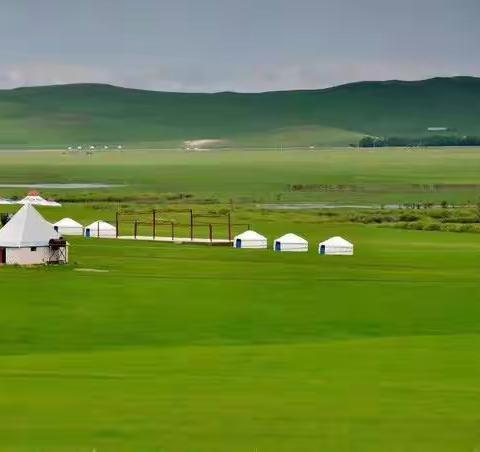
left=1, top=221, right=480, bottom=451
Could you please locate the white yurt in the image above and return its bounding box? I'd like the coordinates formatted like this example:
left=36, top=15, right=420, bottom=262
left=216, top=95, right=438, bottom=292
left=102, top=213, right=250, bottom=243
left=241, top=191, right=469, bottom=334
left=84, top=220, right=116, bottom=238
left=18, top=191, right=61, bottom=207
left=233, top=230, right=268, bottom=249
left=318, top=236, right=354, bottom=255
left=0, top=204, right=68, bottom=265
left=53, top=218, right=84, bottom=236
left=273, top=233, right=308, bottom=252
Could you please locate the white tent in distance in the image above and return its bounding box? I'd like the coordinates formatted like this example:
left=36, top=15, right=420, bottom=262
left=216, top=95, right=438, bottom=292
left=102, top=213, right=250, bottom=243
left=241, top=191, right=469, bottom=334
left=273, top=233, right=308, bottom=252
left=0, top=191, right=61, bottom=207
left=318, top=236, right=354, bottom=255
left=84, top=220, right=116, bottom=238
left=18, top=191, right=61, bottom=207
left=53, top=218, right=84, bottom=236
left=233, top=230, right=267, bottom=249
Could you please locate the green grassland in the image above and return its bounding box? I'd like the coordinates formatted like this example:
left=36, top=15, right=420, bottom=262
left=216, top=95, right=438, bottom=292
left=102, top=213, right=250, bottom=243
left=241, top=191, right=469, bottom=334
left=1, top=76, right=480, bottom=147
left=2, top=147, right=480, bottom=204
left=1, top=220, right=480, bottom=451
left=2, top=148, right=480, bottom=450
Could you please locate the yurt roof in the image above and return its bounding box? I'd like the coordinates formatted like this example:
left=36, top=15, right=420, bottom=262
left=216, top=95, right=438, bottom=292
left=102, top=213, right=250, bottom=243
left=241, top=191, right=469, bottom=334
left=18, top=191, right=61, bottom=207
left=319, top=236, right=353, bottom=247
left=85, top=220, right=116, bottom=230
left=275, top=233, right=308, bottom=244
left=0, top=204, right=57, bottom=247
left=53, top=218, right=83, bottom=228
left=235, top=230, right=267, bottom=240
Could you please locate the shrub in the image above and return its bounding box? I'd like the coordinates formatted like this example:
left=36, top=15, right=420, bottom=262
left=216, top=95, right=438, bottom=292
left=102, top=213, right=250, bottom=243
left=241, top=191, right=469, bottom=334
left=399, top=213, right=421, bottom=222
left=405, top=221, right=424, bottom=230
left=429, top=209, right=451, bottom=219
left=423, top=222, right=441, bottom=231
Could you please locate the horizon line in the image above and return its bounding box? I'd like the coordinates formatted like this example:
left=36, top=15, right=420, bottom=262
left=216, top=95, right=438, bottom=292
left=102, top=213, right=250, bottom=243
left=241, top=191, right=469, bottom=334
left=1, top=75, right=477, bottom=96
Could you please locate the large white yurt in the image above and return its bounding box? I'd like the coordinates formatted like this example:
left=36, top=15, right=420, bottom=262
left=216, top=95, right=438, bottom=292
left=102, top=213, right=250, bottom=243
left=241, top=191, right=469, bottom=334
left=233, top=230, right=268, bottom=249
left=318, top=236, right=354, bottom=255
left=0, top=204, right=68, bottom=265
left=84, top=220, right=116, bottom=238
left=53, top=218, right=84, bottom=236
left=273, top=233, right=308, bottom=252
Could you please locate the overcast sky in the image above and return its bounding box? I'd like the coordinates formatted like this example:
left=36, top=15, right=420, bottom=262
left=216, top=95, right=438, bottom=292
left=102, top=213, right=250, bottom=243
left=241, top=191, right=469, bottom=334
left=0, top=0, right=478, bottom=92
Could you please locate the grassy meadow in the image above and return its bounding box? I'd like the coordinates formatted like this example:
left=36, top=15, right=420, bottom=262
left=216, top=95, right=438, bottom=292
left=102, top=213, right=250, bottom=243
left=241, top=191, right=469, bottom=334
left=1, top=147, right=480, bottom=450
left=1, top=147, right=480, bottom=204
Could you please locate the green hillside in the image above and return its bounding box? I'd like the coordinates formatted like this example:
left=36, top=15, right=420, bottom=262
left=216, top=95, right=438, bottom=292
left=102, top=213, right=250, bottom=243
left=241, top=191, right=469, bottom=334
left=0, top=76, right=480, bottom=147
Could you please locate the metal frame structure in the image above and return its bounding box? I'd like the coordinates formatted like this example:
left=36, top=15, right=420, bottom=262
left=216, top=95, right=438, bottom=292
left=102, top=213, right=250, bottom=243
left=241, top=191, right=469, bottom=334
left=115, top=208, right=250, bottom=243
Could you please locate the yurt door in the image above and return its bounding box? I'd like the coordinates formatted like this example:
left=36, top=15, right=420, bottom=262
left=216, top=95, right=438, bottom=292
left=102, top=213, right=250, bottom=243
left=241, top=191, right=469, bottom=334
left=320, top=245, right=326, bottom=255
left=0, top=248, right=5, bottom=264
left=235, top=239, right=241, bottom=248
left=275, top=241, right=281, bottom=251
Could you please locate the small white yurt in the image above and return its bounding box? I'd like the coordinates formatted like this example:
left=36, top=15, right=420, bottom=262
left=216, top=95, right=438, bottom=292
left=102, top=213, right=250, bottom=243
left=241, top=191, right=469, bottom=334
left=84, top=220, right=116, bottom=238
left=53, top=218, right=84, bottom=236
left=0, top=204, right=68, bottom=265
left=318, top=236, right=354, bottom=255
left=233, top=230, right=267, bottom=249
left=273, top=233, right=308, bottom=252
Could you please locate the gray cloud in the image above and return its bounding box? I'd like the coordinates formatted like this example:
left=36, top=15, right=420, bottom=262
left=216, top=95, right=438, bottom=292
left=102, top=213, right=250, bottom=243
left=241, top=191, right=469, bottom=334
left=0, top=63, right=112, bottom=88
left=0, top=0, right=479, bottom=92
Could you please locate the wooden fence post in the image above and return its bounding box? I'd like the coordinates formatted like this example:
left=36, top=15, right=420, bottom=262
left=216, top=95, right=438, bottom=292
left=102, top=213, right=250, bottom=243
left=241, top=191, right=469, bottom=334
left=190, top=210, right=194, bottom=241
left=152, top=209, right=156, bottom=240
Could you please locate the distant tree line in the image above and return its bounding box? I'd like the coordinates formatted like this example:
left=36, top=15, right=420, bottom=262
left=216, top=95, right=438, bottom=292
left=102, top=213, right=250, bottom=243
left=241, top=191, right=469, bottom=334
left=358, top=135, right=480, bottom=148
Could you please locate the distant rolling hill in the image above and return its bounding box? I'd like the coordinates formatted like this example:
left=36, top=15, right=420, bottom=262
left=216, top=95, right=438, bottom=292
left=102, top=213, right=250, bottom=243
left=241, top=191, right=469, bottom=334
left=0, top=76, right=479, bottom=147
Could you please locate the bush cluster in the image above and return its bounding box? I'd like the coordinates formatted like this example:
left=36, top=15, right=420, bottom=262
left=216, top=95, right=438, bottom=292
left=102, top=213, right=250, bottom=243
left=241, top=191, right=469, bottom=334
left=359, top=135, right=480, bottom=148
left=387, top=221, right=480, bottom=233
left=348, top=207, right=480, bottom=233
